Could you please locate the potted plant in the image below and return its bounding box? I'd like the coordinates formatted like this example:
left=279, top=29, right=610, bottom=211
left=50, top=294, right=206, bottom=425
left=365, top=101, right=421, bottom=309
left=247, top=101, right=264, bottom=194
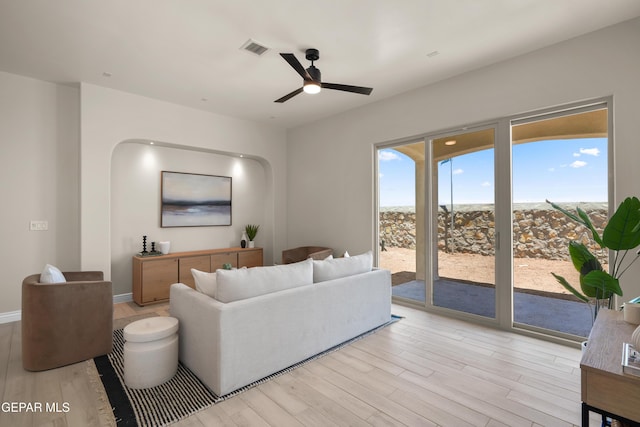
left=245, top=224, right=259, bottom=248
left=547, top=197, right=640, bottom=325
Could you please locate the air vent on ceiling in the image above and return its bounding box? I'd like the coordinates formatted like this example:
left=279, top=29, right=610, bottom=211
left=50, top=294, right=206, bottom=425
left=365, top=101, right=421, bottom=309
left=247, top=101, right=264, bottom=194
left=240, top=39, right=269, bottom=56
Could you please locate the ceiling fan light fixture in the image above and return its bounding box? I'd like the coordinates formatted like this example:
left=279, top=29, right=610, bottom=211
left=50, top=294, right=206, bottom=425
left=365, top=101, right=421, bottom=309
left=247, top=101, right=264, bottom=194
left=303, top=80, right=321, bottom=94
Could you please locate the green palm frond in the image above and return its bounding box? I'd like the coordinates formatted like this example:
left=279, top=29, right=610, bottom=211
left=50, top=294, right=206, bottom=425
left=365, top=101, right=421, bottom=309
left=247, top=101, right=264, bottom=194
left=547, top=197, right=640, bottom=321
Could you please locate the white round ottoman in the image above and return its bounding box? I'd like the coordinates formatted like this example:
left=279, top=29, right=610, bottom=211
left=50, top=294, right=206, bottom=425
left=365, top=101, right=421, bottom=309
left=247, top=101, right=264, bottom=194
left=123, top=316, right=179, bottom=389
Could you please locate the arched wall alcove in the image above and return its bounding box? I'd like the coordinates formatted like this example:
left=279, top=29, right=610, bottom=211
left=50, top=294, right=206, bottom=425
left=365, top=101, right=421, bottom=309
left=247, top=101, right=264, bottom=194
left=110, top=139, right=272, bottom=297
left=79, top=84, right=287, bottom=298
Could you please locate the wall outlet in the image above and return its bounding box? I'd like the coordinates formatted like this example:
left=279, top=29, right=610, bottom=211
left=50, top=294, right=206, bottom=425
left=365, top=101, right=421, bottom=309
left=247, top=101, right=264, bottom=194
left=30, top=220, right=48, bottom=231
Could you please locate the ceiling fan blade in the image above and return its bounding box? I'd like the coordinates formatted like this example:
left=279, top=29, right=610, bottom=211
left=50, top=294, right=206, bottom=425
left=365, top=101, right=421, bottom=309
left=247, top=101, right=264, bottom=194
left=274, top=87, right=304, bottom=103
left=322, top=82, right=373, bottom=95
left=280, top=53, right=312, bottom=81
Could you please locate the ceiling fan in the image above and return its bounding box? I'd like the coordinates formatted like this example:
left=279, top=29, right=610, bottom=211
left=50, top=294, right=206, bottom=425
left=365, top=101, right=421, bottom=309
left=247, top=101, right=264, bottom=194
left=274, top=48, right=373, bottom=103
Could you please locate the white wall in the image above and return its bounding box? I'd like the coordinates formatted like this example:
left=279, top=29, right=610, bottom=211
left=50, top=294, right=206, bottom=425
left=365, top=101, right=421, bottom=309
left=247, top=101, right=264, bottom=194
left=0, top=77, right=285, bottom=315
left=286, top=18, right=640, bottom=297
left=111, top=142, right=267, bottom=296
left=2, top=18, right=639, bottom=316
left=80, top=84, right=288, bottom=291
left=0, top=72, right=80, bottom=315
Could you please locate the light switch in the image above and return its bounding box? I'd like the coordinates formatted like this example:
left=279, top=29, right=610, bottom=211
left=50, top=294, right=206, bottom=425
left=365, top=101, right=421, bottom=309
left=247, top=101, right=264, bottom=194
left=30, top=220, right=48, bottom=231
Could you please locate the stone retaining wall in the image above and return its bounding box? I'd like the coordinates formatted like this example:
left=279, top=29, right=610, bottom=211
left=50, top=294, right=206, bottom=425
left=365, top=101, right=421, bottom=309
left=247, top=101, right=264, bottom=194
left=379, top=205, right=608, bottom=261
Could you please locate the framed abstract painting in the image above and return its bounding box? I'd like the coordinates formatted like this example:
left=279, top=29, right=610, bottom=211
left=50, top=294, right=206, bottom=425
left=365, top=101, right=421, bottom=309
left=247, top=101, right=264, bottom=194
left=161, top=171, right=232, bottom=227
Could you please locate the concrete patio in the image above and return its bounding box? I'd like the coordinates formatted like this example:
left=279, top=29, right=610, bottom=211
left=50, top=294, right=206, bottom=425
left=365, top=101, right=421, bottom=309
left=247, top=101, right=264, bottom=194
left=392, top=278, right=593, bottom=337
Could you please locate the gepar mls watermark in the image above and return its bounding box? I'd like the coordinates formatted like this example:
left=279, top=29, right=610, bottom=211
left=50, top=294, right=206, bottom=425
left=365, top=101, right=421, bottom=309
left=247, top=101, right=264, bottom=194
left=2, top=401, right=70, bottom=413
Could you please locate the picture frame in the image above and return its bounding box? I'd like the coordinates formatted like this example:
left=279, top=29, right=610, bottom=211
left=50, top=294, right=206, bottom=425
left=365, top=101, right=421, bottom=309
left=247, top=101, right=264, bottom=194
left=161, top=171, right=232, bottom=227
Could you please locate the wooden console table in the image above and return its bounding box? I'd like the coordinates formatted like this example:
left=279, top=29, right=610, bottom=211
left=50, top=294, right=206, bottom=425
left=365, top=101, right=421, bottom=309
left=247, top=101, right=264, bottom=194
left=132, top=247, right=263, bottom=306
left=581, top=308, right=640, bottom=426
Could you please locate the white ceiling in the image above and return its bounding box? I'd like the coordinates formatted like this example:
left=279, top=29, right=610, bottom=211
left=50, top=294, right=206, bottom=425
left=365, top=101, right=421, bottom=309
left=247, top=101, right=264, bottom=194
left=1, top=1, right=639, bottom=129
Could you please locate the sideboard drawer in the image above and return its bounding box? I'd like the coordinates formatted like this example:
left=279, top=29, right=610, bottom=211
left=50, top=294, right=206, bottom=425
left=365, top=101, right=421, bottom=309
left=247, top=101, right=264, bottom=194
left=179, top=255, right=211, bottom=289
left=211, top=252, right=238, bottom=271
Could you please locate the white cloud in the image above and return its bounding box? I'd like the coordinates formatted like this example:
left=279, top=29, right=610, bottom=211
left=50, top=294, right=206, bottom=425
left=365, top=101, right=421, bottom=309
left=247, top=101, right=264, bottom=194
left=481, top=181, right=491, bottom=187
left=548, top=167, right=555, bottom=172
left=452, top=168, right=464, bottom=175
left=573, top=152, right=580, bottom=157
left=379, top=150, right=400, bottom=161
left=570, top=160, right=587, bottom=168
left=580, top=147, right=600, bottom=156
left=379, top=173, right=384, bottom=179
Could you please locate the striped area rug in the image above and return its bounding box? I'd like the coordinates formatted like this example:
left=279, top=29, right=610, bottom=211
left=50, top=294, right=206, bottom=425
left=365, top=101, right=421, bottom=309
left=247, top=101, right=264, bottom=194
left=95, top=329, right=218, bottom=426
left=96, top=315, right=401, bottom=427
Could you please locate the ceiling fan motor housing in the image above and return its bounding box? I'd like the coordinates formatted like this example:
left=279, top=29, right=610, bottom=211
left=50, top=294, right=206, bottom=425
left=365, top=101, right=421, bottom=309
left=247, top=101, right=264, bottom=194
left=305, top=48, right=320, bottom=62
left=306, top=66, right=321, bottom=82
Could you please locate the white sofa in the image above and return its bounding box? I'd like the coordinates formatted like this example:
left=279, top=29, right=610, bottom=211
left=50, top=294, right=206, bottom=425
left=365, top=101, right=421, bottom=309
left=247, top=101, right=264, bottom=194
left=169, top=252, right=391, bottom=396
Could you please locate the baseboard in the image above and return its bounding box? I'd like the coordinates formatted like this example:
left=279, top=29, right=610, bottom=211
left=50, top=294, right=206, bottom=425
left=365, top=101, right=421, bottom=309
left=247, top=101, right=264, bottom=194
left=0, top=293, right=134, bottom=324
left=0, top=310, right=21, bottom=324
left=113, top=292, right=133, bottom=304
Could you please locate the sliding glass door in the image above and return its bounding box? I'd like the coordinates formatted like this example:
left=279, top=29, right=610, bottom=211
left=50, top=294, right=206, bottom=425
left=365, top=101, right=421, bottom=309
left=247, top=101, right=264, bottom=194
left=511, top=106, right=609, bottom=338
left=378, top=99, right=611, bottom=341
left=431, top=128, right=496, bottom=319
left=378, top=141, right=426, bottom=304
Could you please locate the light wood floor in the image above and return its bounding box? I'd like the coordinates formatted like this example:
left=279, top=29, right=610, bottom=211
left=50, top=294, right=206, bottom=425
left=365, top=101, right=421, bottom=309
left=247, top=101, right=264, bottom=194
left=1, top=302, right=599, bottom=427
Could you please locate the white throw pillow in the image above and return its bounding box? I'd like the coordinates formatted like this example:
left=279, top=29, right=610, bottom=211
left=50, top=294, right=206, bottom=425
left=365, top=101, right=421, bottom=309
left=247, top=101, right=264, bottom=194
left=191, top=268, right=217, bottom=298
left=216, top=258, right=313, bottom=303
left=40, top=264, right=66, bottom=284
left=312, top=251, right=372, bottom=283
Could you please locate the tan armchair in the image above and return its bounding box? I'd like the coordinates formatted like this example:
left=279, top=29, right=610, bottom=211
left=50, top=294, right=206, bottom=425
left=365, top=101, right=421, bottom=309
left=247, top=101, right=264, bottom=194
left=22, top=271, right=113, bottom=371
left=282, top=246, right=333, bottom=264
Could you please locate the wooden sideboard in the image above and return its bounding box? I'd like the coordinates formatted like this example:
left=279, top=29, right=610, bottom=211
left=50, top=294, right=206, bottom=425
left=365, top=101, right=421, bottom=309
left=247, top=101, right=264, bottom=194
left=581, top=309, right=640, bottom=426
left=132, top=247, right=263, bottom=306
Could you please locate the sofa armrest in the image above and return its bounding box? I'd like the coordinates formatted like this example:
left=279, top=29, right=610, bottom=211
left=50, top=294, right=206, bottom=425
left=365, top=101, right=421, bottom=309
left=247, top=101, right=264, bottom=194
left=63, top=271, right=104, bottom=282
left=282, top=246, right=332, bottom=264
left=169, top=283, right=226, bottom=395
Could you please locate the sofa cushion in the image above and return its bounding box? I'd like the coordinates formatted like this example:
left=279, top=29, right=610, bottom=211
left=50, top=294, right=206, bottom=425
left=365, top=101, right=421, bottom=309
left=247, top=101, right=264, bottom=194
left=191, top=268, right=217, bottom=298
left=40, top=264, right=66, bottom=284
left=313, top=251, right=372, bottom=283
left=216, top=258, right=313, bottom=303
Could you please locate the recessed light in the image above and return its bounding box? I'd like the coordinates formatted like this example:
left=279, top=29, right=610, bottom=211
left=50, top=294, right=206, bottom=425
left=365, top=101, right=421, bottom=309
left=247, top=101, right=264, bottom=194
left=149, top=141, right=154, bottom=145
left=239, top=154, right=244, bottom=158
left=445, top=140, right=457, bottom=146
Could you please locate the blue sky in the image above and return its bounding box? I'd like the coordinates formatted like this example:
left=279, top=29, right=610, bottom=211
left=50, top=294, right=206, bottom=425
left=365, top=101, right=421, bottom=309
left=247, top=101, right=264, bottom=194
left=378, top=138, right=607, bottom=206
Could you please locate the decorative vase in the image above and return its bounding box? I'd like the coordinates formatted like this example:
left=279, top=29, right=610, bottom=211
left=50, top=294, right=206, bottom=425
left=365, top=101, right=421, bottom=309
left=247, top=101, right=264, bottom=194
left=248, top=240, right=255, bottom=248
left=158, top=241, right=170, bottom=255
left=624, top=302, right=640, bottom=324
left=632, top=325, right=640, bottom=349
